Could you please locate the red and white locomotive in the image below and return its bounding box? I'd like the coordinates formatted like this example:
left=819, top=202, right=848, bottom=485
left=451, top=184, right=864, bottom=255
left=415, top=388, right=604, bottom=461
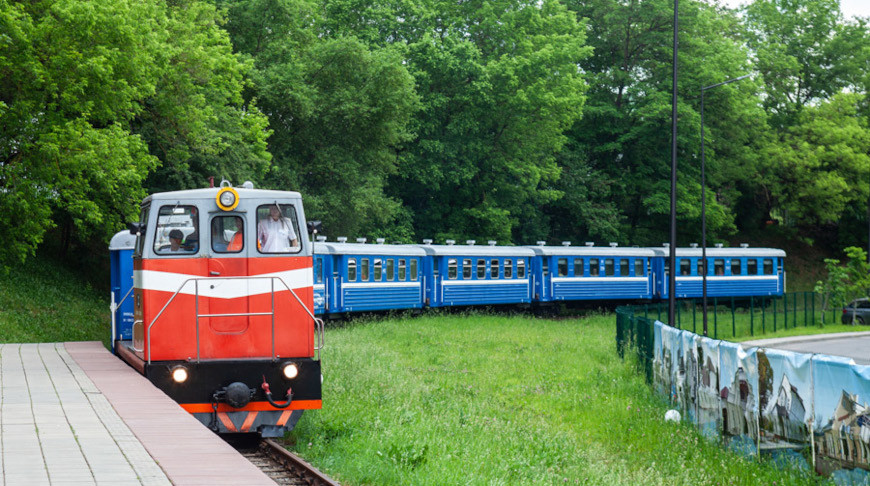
left=111, top=181, right=322, bottom=436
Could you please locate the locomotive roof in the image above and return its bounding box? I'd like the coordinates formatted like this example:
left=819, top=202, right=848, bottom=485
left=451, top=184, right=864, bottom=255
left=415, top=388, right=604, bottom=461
left=142, top=187, right=302, bottom=204
left=314, top=242, right=427, bottom=256
left=528, top=246, right=656, bottom=257
left=419, top=244, right=536, bottom=257
left=648, top=247, right=786, bottom=258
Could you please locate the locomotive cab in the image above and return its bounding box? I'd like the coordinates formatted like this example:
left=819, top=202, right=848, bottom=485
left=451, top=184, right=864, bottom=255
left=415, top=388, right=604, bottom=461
left=114, top=182, right=322, bottom=437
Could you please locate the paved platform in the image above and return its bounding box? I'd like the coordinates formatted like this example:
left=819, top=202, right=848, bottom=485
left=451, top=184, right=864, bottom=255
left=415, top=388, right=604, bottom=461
left=1, top=342, right=276, bottom=486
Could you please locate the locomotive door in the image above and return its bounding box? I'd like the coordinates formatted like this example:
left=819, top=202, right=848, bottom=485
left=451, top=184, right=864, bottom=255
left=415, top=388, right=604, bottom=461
left=206, top=214, right=250, bottom=348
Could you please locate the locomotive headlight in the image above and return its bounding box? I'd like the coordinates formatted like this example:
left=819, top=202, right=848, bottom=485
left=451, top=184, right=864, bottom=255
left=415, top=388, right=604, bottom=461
left=282, top=363, right=299, bottom=379
left=216, top=187, right=239, bottom=211
left=171, top=366, right=189, bottom=383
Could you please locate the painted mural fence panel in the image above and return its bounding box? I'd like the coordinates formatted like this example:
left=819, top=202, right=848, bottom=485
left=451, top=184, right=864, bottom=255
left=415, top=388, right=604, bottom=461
left=617, top=306, right=870, bottom=480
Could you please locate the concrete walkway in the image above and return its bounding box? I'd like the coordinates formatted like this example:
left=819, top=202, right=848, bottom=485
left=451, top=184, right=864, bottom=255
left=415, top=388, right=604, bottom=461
left=1, top=342, right=276, bottom=486
left=743, top=331, right=870, bottom=365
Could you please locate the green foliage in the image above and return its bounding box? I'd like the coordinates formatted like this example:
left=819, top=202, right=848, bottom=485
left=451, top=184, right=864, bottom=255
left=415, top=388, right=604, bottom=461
left=288, top=314, right=823, bottom=484
left=815, top=246, right=870, bottom=323
left=0, top=0, right=270, bottom=265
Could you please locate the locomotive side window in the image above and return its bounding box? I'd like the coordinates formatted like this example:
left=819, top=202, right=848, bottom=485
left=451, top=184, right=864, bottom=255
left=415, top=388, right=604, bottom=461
left=731, top=259, right=742, bottom=275
left=347, top=258, right=357, bottom=281
left=763, top=259, right=774, bottom=275
left=635, top=259, right=644, bottom=276
left=491, top=259, right=499, bottom=278
left=399, top=259, right=407, bottom=280
left=574, top=258, right=584, bottom=276
left=448, top=259, right=458, bottom=279
left=256, top=204, right=301, bottom=254
left=714, top=259, right=725, bottom=275
left=410, top=259, right=418, bottom=280
left=153, top=205, right=199, bottom=255
left=505, top=259, right=513, bottom=278
left=135, top=205, right=150, bottom=257
left=211, top=215, right=243, bottom=253
left=374, top=259, right=383, bottom=281
left=620, top=259, right=629, bottom=277
left=557, top=258, right=568, bottom=277
left=387, top=259, right=395, bottom=281
left=361, top=258, right=370, bottom=281
left=477, top=259, right=486, bottom=279
left=589, top=259, right=599, bottom=276
left=747, top=259, right=758, bottom=275
left=679, top=259, right=691, bottom=276
left=605, top=259, right=615, bottom=277
left=517, top=259, right=525, bottom=278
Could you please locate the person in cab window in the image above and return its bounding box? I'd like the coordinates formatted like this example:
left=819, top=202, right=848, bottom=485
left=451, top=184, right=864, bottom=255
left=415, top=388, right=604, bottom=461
left=258, top=204, right=298, bottom=252
left=168, top=230, right=184, bottom=252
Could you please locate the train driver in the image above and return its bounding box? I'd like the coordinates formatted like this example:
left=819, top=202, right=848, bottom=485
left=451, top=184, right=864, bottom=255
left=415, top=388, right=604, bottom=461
left=257, top=204, right=298, bottom=252
left=168, top=229, right=185, bottom=252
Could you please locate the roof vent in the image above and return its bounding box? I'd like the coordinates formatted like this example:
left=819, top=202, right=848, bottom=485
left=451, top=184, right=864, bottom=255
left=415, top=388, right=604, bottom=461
left=690, top=243, right=698, bottom=248
left=609, top=242, right=618, bottom=247
left=488, top=240, right=497, bottom=246
left=715, top=243, right=724, bottom=248
left=445, top=239, right=455, bottom=246
left=562, top=241, right=571, bottom=246
left=337, top=237, right=348, bottom=243
left=585, top=242, right=594, bottom=247
left=740, top=243, right=749, bottom=248
left=315, top=235, right=327, bottom=242
left=536, top=241, right=546, bottom=246
left=376, top=238, right=386, bottom=244
left=356, top=237, right=367, bottom=244
left=241, top=181, right=254, bottom=189
left=662, top=243, right=670, bottom=248
left=422, top=239, right=433, bottom=245
left=466, top=240, right=476, bottom=246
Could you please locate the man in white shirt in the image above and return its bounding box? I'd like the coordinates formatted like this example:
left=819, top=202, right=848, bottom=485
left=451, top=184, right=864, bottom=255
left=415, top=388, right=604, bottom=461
left=258, top=205, right=298, bottom=252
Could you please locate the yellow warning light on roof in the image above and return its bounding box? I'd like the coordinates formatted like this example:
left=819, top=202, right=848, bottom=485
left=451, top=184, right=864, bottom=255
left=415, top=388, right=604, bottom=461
left=216, top=187, right=239, bottom=211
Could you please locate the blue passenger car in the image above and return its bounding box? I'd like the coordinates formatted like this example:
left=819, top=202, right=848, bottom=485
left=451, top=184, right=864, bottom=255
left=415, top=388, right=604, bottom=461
left=421, top=241, right=535, bottom=308
left=315, top=240, right=426, bottom=314
left=650, top=245, right=786, bottom=299
left=530, top=244, right=655, bottom=302
left=313, top=240, right=332, bottom=315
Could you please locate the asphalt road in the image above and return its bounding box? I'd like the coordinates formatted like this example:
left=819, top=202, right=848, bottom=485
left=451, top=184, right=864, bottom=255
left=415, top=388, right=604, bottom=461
left=743, top=331, right=870, bottom=365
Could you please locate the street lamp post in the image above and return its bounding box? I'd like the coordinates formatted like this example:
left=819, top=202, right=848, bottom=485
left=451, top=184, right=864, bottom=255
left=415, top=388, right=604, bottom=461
left=700, top=73, right=751, bottom=336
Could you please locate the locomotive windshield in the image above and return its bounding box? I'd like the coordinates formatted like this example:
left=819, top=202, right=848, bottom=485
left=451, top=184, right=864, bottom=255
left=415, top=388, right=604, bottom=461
left=153, top=205, right=199, bottom=255
left=256, top=204, right=301, bottom=254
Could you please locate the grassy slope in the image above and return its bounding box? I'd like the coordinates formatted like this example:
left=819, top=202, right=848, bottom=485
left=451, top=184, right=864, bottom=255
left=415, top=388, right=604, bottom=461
left=0, top=256, right=109, bottom=346
left=286, top=314, right=826, bottom=485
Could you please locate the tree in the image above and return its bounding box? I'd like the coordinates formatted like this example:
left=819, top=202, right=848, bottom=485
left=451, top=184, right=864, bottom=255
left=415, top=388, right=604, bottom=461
left=0, top=0, right=271, bottom=264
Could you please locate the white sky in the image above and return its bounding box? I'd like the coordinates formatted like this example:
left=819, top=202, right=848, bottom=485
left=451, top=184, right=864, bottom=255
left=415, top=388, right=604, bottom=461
left=721, top=0, right=870, bottom=19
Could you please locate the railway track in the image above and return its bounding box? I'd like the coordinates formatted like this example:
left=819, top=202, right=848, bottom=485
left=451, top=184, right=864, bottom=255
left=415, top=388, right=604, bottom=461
left=232, top=436, right=341, bottom=486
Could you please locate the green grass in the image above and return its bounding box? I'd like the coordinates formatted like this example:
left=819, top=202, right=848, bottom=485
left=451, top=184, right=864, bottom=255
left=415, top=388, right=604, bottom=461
left=285, top=313, right=827, bottom=485
left=0, top=257, right=109, bottom=346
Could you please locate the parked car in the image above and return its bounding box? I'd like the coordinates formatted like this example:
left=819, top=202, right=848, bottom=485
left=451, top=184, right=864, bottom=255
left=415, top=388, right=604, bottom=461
left=842, top=298, right=870, bottom=325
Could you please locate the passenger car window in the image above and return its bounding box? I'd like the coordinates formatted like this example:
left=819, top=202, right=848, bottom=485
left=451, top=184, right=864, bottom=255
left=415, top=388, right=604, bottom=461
left=679, top=259, right=691, bottom=276
left=256, top=204, right=300, bottom=254
left=410, top=259, right=418, bottom=281
left=154, top=205, right=199, bottom=255
left=697, top=259, right=705, bottom=276
left=448, top=259, right=457, bottom=279
left=731, top=259, right=742, bottom=275
left=747, top=259, right=758, bottom=275
left=315, top=258, right=323, bottom=284
left=374, top=259, right=383, bottom=281
left=361, top=258, right=370, bottom=281
left=399, top=259, right=407, bottom=281
left=589, top=259, right=599, bottom=276
left=620, top=259, right=629, bottom=277
left=605, top=259, right=615, bottom=276
left=505, top=259, right=513, bottom=278
left=347, top=258, right=357, bottom=281
left=491, top=259, right=499, bottom=278
left=463, top=259, right=472, bottom=279
left=387, top=259, right=395, bottom=281
left=714, top=259, right=725, bottom=275
left=635, top=259, right=644, bottom=276
left=574, top=258, right=584, bottom=276
left=763, top=259, right=774, bottom=275
left=517, top=260, right=525, bottom=278
left=558, top=258, right=568, bottom=277
left=477, top=259, right=486, bottom=279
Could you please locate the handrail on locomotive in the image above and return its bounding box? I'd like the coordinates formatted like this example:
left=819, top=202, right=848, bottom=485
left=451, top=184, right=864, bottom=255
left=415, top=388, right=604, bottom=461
left=143, top=275, right=323, bottom=364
